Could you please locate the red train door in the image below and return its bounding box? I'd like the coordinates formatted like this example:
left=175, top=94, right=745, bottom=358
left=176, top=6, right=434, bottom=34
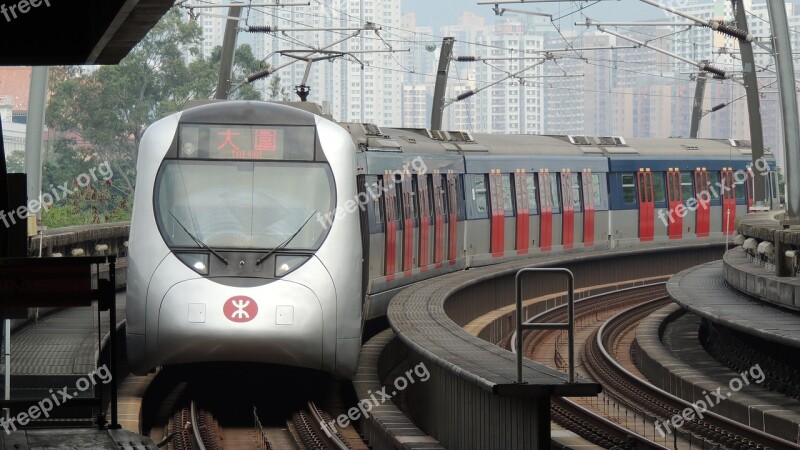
left=514, top=169, right=530, bottom=255
left=638, top=169, right=654, bottom=242
left=446, top=171, right=458, bottom=264
left=561, top=169, right=574, bottom=250
left=401, top=172, right=414, bottom=276
left=722, top=168, right=736, bottom=235
left=666, top=168, right=682, bottom=239
left=539, top=169, right=552, bottom=252
left=418, top=175, right=430, bottom=272
left=694, top=168, right=710, bottom=238
left=383, top=172, right=399, bottom=280
left=582, top=169, right=594, bottom=247
left=432, top=171, right=445, bottom=269
left=489, top=170, right=505, bottom=258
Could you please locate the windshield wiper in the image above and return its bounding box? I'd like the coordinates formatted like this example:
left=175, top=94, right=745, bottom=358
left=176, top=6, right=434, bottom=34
left=169, top=211, right=229, bottom=265
left=256, top=210, right=317, bottom=266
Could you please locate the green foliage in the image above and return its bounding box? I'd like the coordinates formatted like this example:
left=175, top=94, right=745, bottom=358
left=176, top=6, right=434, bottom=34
left=4, top=150, right=24, bottom=173
left=210, top=44, right=265, bottom=100
left=44, top=8, right=279, bottom=228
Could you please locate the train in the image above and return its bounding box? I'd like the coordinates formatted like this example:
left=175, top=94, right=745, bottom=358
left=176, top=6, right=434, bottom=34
left=126, top=100, right=777, bottom=378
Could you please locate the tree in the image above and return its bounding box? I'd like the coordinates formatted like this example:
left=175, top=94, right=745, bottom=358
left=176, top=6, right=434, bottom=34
left=44, top=8, right=290, bottom=228
left=4, top=150, right=24, bottom=173
left=210, top=44, right=265, bottom=101
left=45, top=8, right=219, bottom=226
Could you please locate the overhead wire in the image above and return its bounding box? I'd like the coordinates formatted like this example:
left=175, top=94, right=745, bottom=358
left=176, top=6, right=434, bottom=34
left=184, top=0, right=777, bottom=109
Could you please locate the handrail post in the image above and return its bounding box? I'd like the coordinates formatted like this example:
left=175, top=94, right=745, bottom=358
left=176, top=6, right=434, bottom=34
left=515, top=268, right=575, bottom=384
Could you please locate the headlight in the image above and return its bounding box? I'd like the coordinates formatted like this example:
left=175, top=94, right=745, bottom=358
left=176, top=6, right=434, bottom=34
left=175, top=253, right=209, bottom=275
left=275, top=255, right=309, bottom=277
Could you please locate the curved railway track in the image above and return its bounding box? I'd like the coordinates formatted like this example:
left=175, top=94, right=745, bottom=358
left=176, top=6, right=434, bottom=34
left=510, top=283, right=670, bottom=450
left=588, top=298, right=800, bottom=450
left=511, top=283, right=800, bottom=449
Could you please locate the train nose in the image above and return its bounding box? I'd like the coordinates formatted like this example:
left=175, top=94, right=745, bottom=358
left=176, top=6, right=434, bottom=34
left=155, top=278, right=324, bottom=369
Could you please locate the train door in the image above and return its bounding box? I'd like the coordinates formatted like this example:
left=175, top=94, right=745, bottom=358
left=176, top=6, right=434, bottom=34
left=418, top=174, right=431, bottom=272
left=560, top=169, right=575, bottom=250
left=401, top=172, right=416, bottom=276
left=489, top=170, right=505, bottom=258
left=514, top=169, right=530, bottom=255
left=383, top=171, right=401, bottom=281
left=432, top=171, right=445, bottom=269
left=666, top=168, right=682, bottom=239
left=745, top=167, right=754, bottom=210
left=637, top=169, right=654, bottom=242
left=538, top=169, right=553, bottom=252
left=721, top=167, right=736, bottom=235
left=582, top=169, right=595, bottom=247
left=446, top=171, right=458, bottom=264
left=694, top=168, right=710, bottom=238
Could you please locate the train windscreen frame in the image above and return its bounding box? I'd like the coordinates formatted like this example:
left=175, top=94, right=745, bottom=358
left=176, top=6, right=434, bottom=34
left=178, top=124, right=316, bottom=161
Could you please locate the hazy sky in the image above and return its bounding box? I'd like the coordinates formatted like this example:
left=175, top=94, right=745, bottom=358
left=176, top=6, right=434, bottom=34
left=401, top=0, right=677, bottom=29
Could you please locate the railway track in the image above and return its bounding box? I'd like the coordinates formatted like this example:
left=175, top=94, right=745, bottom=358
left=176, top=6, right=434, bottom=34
left=511, top=283, right=671, bottom=449
left=143, top=366, right=365, bottom=450
left=587, top=297, right=800, bottom=450
left=163, top=399, right=354, bottom=450
left=511, top=282, right=800, bottom=449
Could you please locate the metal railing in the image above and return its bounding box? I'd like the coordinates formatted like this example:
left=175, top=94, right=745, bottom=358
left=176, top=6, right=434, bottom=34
left=515, top=267, right=575, bottom=383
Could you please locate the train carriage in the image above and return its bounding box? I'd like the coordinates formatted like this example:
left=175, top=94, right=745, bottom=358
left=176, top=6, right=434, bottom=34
left=127, top=100, right=777, bottom=378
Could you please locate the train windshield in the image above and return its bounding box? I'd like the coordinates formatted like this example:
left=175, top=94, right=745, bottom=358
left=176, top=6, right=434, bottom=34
left=155, top=160, right=334, bottom=250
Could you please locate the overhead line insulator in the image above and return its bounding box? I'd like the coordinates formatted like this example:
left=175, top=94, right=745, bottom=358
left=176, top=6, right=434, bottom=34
left=711, top=103, right=727, bottom=112
left=700, top=63, right=726, bottom=78
left=709, top=20, right=751, bottom=41
left=456, top=90, right=476, bottom=101
left=456, top=56, right=477, bottom=62
left=246, top=68, right=272, bottom=83
left=246, top=25, right=275, bottom=33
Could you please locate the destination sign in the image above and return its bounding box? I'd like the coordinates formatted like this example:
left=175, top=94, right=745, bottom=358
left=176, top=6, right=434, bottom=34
left=179, top=124, right=315, bottom=160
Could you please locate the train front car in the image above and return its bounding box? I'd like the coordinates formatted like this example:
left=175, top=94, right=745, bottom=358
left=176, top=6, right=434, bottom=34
left=126, top=101, right=362, bottom=378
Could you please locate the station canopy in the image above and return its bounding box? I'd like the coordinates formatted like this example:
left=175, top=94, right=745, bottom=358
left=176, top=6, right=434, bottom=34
left=0, top=0, right=174, bottom=65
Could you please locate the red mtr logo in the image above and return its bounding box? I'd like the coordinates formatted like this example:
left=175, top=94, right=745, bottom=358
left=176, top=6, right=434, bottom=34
left=223, top=295, right=258, bottom=323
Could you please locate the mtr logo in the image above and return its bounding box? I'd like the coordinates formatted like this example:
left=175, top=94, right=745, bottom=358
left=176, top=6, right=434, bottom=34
left=223, top=295, right=258, bottom=323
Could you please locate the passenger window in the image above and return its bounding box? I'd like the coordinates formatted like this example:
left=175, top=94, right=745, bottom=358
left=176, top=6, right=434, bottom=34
left=440, top=176, right=449, bottom=218
left=526, top=174, right=538, bottom=214
left=474, top=175, right=488, bottom=216
left=735, top=178, right=745, bottom=200
left=394, top=177, right=403, bottom=220
left=455, top=175, right=463, bottom=215
left=571, top=173, right=582, bottom=212
left=592, top=174, right=602, bottom=207
left=550, top=174, right=561, bottom=213
left=621, top=173, right=637, bottom=204
left=652, top=173, right=665, bottom=203
left=771, top=172, right=778, bottom=198
left=410, top=177, right=419, bottom=220
left=502, top=174, right=514, bottom=217
left=707, top=171, right=719, bottom=197
left=680, top=173, right=693, bottom=204
left=373, top=177, right=384, bottom=224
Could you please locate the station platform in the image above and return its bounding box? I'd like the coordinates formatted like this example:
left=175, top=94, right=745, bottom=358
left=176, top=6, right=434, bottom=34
left=635, top=304, right=800, bottom=442
left=0, top=292, right=125, bottom=397
left=666, top=260, right=800, bottom=348
left=0, top=292, right=157, bottom=448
